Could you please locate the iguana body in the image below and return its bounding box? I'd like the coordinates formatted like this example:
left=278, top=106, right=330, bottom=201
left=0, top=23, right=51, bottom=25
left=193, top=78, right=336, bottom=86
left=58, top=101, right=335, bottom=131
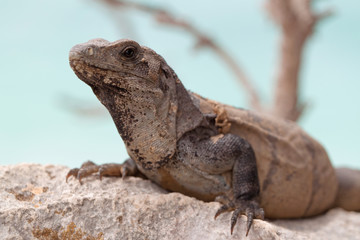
left=67, top=38, right=360, bottom=235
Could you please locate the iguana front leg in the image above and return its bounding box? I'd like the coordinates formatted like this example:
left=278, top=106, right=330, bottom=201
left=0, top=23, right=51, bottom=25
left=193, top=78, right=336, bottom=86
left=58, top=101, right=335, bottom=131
left=178, top=128, right=264, bottom=235
left=66, top=158, right=138, bottom=184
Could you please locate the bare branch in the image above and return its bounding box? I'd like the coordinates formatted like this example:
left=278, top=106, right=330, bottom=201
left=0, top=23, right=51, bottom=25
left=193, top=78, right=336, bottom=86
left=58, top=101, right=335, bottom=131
left=266, top=0, right=332, bottom=121
left=98, top=0, right=262, bottom=110
left=59, top=95, right=107, bottom=117
left=315, top=8, right=334, bottom=21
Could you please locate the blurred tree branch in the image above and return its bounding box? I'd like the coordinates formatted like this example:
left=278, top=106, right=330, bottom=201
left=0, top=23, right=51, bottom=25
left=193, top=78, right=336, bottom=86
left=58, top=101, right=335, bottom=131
left=59, top=95, right=107, bottom=117
left=100, top=0, right=262, bottom=111
left=78, top=0, right=332, bottom=122
left=266, top=0, right=333, bottom=121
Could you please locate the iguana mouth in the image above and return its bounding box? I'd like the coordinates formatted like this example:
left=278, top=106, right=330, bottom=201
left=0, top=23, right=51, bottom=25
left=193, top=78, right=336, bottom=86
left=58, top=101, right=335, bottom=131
left=69, top=59, right=130, bottom=95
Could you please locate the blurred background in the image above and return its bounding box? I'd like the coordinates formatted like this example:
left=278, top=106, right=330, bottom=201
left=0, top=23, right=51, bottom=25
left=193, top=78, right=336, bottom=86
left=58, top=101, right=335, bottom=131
left=1, top=0, right=359, bottom=168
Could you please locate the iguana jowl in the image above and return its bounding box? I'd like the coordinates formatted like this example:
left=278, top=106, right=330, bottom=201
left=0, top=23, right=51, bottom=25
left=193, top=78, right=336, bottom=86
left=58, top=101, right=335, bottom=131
left=67, top=38, right=360, bottom=236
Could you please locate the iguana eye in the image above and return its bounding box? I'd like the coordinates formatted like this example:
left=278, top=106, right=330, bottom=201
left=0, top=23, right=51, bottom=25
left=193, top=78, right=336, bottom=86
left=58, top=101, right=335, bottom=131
left=121, top=46, right=137, bottom=59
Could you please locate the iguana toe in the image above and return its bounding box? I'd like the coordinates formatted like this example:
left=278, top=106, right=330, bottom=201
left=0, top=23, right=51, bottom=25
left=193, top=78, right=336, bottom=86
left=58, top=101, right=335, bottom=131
left=66, top=159, right=138, bottom=184
left=66, top=161, right=100, bottom=184
left=98, top=163, right=133, bottom=180
left=66, top=168, right=80, bottom=183
left=215, top=198, right=264, bottom=236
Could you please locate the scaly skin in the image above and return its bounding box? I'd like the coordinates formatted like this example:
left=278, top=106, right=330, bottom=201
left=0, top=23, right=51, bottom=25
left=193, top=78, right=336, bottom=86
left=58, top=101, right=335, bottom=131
left=67, top=38, right=360, bottom=236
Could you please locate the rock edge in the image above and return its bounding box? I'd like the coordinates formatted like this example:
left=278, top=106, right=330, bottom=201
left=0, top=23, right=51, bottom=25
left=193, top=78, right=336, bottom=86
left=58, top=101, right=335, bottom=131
left=1, top=163, right=359, bottom=240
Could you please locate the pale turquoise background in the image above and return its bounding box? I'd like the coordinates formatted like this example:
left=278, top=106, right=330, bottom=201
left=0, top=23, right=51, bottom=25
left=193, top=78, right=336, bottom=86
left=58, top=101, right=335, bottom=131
left=0, top=0, right=359, bottom=168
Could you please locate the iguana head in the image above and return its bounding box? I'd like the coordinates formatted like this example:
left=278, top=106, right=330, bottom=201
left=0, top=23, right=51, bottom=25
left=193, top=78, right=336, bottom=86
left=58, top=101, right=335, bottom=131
left=69, top=38, right=169, bottom=101
left=69, top=38, right=205, bottom=170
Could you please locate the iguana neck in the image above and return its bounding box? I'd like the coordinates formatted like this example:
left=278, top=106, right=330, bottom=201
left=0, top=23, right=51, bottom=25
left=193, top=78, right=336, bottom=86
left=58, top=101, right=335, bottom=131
left=92, top=85, right=177, bottom=170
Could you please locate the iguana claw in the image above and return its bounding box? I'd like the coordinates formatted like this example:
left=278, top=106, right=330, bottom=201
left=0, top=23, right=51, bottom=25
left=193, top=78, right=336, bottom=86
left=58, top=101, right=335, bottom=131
left=215, top=196, right=264, bottom=236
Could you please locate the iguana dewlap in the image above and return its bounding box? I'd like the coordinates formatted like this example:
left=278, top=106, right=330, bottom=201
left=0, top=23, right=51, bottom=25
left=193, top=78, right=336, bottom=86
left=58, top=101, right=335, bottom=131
left=67, top=38, right=360, bottom=235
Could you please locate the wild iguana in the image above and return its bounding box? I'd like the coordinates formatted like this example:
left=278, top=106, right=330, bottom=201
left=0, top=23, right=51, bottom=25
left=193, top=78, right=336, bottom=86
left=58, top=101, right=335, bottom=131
left=67, top=38, right=360, bottom=236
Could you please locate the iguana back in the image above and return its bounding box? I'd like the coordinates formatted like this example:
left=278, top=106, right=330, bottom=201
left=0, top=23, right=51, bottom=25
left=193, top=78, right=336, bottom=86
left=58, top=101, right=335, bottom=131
left=192, top=93, right=338, bottom=218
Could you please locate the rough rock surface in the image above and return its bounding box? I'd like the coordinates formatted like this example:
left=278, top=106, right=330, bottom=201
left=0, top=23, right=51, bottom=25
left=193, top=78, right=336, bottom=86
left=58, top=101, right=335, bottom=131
left=1, top=164, right=359, bottom=240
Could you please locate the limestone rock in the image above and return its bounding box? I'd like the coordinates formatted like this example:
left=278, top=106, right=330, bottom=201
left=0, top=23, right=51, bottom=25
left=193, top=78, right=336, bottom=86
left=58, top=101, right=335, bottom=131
left=1, top=163, right=359, bottom=240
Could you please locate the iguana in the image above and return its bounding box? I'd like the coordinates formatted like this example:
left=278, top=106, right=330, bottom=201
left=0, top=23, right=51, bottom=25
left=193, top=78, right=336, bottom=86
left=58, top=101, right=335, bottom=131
left=67, top=38, right=360, bottom=236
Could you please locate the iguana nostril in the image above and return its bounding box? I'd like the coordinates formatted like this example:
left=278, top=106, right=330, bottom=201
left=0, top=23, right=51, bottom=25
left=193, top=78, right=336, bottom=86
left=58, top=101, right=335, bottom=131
left=87, top=47, right=94, bottom=56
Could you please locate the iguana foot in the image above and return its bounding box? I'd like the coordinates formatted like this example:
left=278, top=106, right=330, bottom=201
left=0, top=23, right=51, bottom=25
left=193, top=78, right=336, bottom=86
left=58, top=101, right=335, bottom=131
left=214, top=195, right=264, bottom=236
left=66, top=159, right=137, bottom=184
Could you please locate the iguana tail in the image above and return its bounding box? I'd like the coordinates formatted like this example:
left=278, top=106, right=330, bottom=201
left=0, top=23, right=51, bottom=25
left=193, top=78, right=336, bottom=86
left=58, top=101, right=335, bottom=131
left=334, top=168, right=360, bottom=211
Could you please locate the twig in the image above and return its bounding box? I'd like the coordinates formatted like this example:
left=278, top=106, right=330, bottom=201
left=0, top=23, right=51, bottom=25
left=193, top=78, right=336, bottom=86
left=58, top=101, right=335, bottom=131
left=98, top=0, right=262, bottom=110
left=59, top=95, right=107, bottom=117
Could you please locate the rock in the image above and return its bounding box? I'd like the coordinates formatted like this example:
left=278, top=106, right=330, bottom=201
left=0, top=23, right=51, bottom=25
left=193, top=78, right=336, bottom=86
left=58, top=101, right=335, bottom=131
left=0, top=164, right=359, bottom=240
